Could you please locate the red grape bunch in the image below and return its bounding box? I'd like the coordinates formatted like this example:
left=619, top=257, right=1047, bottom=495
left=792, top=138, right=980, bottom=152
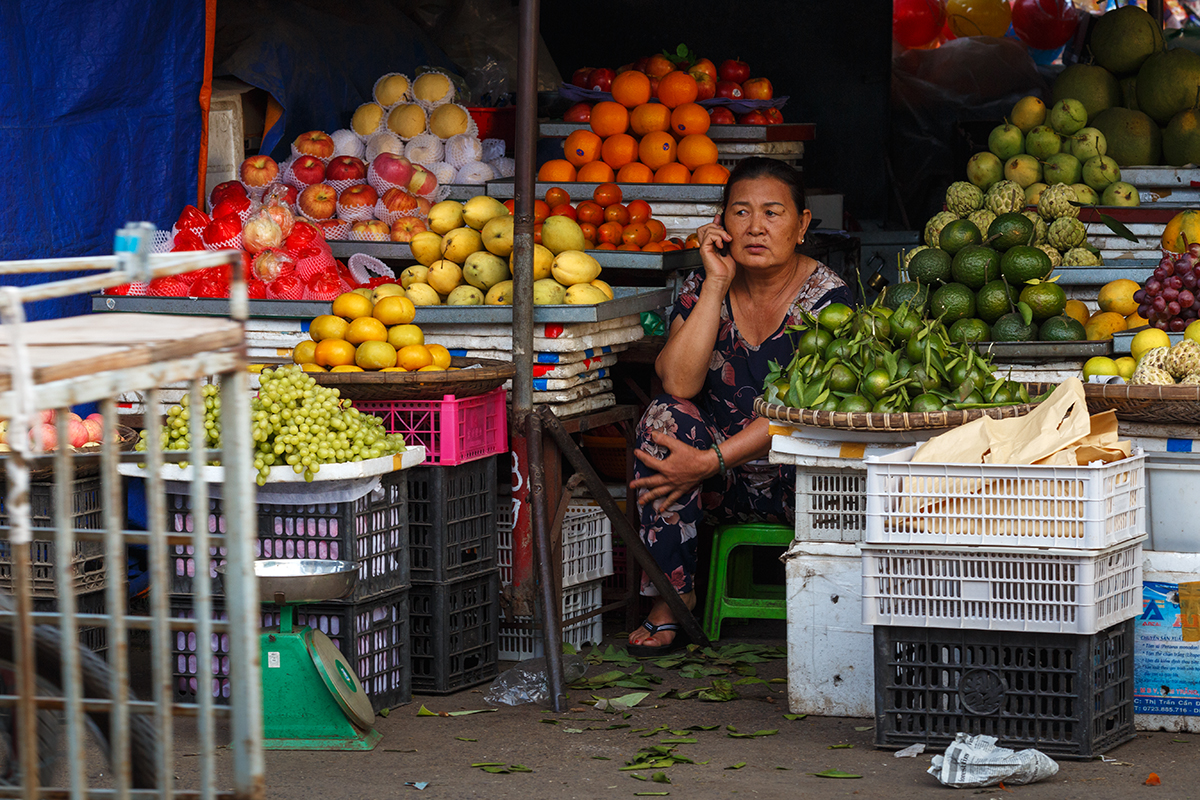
left=1135, top=244, right=1200, bottom=332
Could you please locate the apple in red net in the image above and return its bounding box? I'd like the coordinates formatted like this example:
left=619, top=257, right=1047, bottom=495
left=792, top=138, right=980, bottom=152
left=764, top=108, right=784, bottom=125
left=212, top=192, right=250, bottom=220
left=338, top=184, right=378, bottom=208
left=240, top=155, right=279, bottom=187
left=327, top=155, right=367, bottom=182
left=742, top=77, right=773, bottom=100
left=380, top=187, right=418, bottom=214
left=291, top=156, right=326, bottom=185
left=709, top=107, right=736, bottom=125
left=571, top=68, right=594, bottom=89
left=715, top=81, right=744, bottom=100
left=202, top=216, right=242, bottom=246
left=738, top=110, right=770, bottom=125
left=689, top=58, right=718, bottom=82
left=298, top=183, right=337, bottom=220
left=409, top=166, right=438, bottom=197
left=210, top=181, right=247, bottom=205
left=246, top=279, right=267, bottom=299
left=175, top=205, right=209, bottom=231
left=306, top=270, right=345, bottom=299
left=390, top=217, right=427, bottom=242
left=293, top=131, right=335, bottom=159
left=172, top=229, right=205, bottom=251
left=284, top=222, right=319, bottom=254
left=564, top=103, right=591, bottom=123
left=693, top=73, right=716, bottom=101
left=267, top=274, right=304, bottom=300
left=719, top=59, right=750, bottom=83
left=192, top=277, right=228, bottom=298
left=351, top=220, right=389, bottom=237
left=588, top=67, right=615, bottom=92
left=372, top=153, right=415, bottom=186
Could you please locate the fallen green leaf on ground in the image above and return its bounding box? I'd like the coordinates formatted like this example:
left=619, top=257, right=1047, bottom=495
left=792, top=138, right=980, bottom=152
left=593, top=692, right=650, bottom=713
left=783, top=714, right=807, bottom=721
left=633, top=793, right=669, bottom=797
left=379, top=708, right=389, bottom=718
left=651, top=772, right=671, bottom=784
left=660, top=738, right=697, bottom=744
left=454, top=737, right=476, bottom=742
left=630, top=773, right=647, bottom=781
left=698, top=679, right=739, bottom=702
left=418, top=705, right=496, bottom=717
left=828, top=744, right=854, bottom=749
left=854, top=726, right=873, bottom=732
left=809, top=769, right=862, bottom=779
left=776, top=766, right=791, bottom=770
left=724, top=763, right=746, bottom=770
left=591, top=756, right=611, bottom=760
left=540, top=719, right=558, bottom=725
left=728, top=729, right=778, bottom=739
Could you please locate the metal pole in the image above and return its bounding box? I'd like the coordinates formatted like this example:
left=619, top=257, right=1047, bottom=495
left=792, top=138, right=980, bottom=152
left=509, top=0, right=540, bottom=615
left=527, top=414, right=565, bottom=710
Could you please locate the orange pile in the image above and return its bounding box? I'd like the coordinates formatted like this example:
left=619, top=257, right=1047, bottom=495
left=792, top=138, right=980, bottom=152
left=541, top=70, right=730, bottom=186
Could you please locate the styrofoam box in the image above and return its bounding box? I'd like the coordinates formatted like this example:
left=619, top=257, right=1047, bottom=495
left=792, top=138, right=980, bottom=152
left=784, top=540, right=873, bottom=718
left=861, top=537, right=1145, bottom=635
left=1145, top=452, right=1200, bottom=552
left=864, top=445, right=1145, bottom=550
left=498, top=579, right=603, bottom=661
left=1136, top=549, right=1200, bottom=733
left=496, top=503, right=613, bottom=588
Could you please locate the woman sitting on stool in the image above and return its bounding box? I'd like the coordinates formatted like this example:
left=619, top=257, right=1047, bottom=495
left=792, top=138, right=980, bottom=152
left=627, top=157, right=853, bottom=656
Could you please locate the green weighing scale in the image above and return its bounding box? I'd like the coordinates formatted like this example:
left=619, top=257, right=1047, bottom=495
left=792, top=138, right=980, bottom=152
left=244, top=559, right=381, bottom=751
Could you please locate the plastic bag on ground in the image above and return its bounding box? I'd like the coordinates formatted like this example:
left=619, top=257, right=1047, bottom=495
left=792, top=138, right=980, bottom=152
left=928, top=733, right=1058, bottom=788
left=484, top=655, right=587, bottom=706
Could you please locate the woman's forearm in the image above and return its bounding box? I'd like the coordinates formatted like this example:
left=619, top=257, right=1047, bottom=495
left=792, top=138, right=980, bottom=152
left=713, top=416, right=772, bottom=469
left=656, top=282, right=728, bottom=398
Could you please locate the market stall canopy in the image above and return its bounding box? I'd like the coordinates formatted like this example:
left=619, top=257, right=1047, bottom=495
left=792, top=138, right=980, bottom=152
left=0, top=1, right=207, bottom=320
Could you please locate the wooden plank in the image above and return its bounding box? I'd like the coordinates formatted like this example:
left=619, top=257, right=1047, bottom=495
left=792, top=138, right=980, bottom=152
left=0, top=314, right=241, bottom=347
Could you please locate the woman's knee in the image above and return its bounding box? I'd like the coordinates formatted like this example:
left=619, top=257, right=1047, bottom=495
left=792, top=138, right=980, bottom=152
left=637, top=394, right=706, bottom=444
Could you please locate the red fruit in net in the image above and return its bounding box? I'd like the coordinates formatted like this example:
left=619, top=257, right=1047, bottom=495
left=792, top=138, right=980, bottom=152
left=266, top=274, right=304, bottom=300
left=105, top=284, right=133, bottom=296
left=295, top=246, right=336, bottom=283
left=191, top=278, right=228, bottom=298
left=212, top=195, right=250, bottom=220
left=304, top=270, right=345, bottom=301
left=246, top=280, right=267, bottom=299
left=252, top=249, right=296, bottom=283
left=172, top=229, right=205, bottom=251
left=147, top=276, right=189, bottom=297
left=210, top=181, right=248, bottom=206
left=203, top=217, right=242, bottom=245
left=175, top=205, right=210, bottom=231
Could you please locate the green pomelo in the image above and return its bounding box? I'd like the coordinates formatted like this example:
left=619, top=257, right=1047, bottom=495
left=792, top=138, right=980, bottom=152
left=992, top=312, right=1038, bottom=342
left=976, top=279, right=1018, bottom=324
left=1090, top=4, right=1165, bottom=76
left=1163, top=95, right=1200, bottom=168
left=930, top=282, right=976, bottom=324
left=987, top=213, right=1035, bottom=251
left=1136, top=48, right=1200, bottom=127
left=951, top=245, right=1001, bottom=290
left=1039, top=315, right=1086, bottom=341
left=1091, top=107, right=1162, bottom=167
left=908, top=248, right=952, bottom=285
left=1050, top=64, right=1120, bottom=123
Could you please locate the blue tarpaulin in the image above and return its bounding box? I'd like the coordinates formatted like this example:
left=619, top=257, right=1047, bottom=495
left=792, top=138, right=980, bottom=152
left=0, top=2, right=208, bottom=320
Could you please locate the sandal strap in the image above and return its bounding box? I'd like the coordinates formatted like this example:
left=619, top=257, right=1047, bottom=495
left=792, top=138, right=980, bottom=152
left=640, top=619, right=681, bottom=635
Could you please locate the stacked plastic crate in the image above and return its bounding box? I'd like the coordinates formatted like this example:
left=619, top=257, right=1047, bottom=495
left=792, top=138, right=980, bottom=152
left=861, top=445, right=1148, bottom=759
left=495, top=499, right=613, bottom=660
left=167, top=470, right=412, bottom=712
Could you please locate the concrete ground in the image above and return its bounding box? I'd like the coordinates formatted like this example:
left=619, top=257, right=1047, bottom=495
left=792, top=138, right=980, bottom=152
left=152, top=617, right=1200, bottom=800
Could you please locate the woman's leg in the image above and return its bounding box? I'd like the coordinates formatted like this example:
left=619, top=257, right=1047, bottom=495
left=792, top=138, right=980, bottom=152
left=628, top=394, right=725, bottom=648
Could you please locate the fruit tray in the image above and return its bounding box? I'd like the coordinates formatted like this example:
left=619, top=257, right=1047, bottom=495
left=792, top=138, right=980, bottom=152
left=309, top=357, right=513, bottom=402
left=1082, top=382, right=1200, bottom=424
left=753, top=395, right=1042, bottom=433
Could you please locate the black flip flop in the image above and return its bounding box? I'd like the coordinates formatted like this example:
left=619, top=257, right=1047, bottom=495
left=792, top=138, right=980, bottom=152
left=626, top=619, right=690, bottom=658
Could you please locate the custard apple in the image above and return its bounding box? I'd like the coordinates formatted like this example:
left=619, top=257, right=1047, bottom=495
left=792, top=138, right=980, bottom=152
left=946, top=181, right=985, bottom=216
left=903, top=245, right=930, bottom=271
left=1165, top=339, right=1200, bottom=379
left=1048, top=217, right=1086, bottom=250
left=1062, top=247, right=1101, bottom=266
left=1022, top=210, right=1048, bottom=245
left=968, top=209, right=997, bottom=235
left=1130, top=365, right=1175, bottom=385
left=1038, top=183, right=1079, bottom=220
left=1138, top=346, right=1170, bottom=372
left=924, top=211, right=959, bottom=248
left=1037, top=244, right=1063, bottom=267
left=985, top=180, right=1025, bottom=216
left=1180, top=371, right=1200, bottom=385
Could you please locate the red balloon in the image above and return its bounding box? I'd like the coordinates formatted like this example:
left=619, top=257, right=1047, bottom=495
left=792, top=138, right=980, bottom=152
left=894, top=0, right=947, bottom=49
left=1011, top=0, right=1080, bottom=51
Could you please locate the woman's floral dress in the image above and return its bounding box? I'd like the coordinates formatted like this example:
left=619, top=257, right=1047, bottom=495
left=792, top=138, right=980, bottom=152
left=635, top=264, right=852, bottom=596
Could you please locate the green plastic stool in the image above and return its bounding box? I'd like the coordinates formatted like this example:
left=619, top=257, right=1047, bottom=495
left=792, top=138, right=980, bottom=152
left=701, top=522, right=793, bottom=641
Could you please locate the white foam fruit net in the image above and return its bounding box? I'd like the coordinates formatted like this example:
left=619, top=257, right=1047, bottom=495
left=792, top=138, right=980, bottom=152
left=405, top=133, right=444, bottom=167
left=429, top=161, right=457, bottom=186
left=365, top=131, right=404, bottom=163
left=444, top=133, right=483, bottom=168
left=481, top=138, right=506, bottom=162
left=488, top=156, right=516, bottom=178
left=455, top=161, right=495, bottom=185
left=331, top=129, right=366, bottom=159
left=348, top=253, right=395, bottom=283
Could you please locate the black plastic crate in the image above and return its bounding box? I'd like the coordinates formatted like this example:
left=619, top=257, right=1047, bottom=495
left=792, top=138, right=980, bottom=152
left=410, top=570, right=498, bottom=695
left=32, top=589, right=107, bottom=656
left=875, top=620, right=1135, bottom=760
left=407, top=458, right=496, bottom=583
left=166, top=470, right=408, bottom=601
left=170, top=589, right=411, bottom=713
left=0, top=477, right=106, bottom=598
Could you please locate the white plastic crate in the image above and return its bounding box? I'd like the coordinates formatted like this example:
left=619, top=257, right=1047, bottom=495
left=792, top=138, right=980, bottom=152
left=496, top=503, right=613, bottom=588
left=861, top=537, right=1144, bottom=635
left=795, top=466, right=867, bottom=543
left=864, top=446, right=1145, bottom=550
left=498, top=579, right=604, bottom=661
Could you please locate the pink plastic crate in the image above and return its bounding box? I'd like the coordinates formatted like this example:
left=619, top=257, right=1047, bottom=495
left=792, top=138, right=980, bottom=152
left=358, top=387, right=507, bottom=466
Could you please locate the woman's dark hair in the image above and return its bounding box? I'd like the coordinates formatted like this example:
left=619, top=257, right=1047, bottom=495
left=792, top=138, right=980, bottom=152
left=721, top=157, right=807, bottom=220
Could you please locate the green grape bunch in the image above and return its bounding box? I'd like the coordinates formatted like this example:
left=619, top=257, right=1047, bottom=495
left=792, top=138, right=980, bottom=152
left=137, top=366, right=406, bottom=485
